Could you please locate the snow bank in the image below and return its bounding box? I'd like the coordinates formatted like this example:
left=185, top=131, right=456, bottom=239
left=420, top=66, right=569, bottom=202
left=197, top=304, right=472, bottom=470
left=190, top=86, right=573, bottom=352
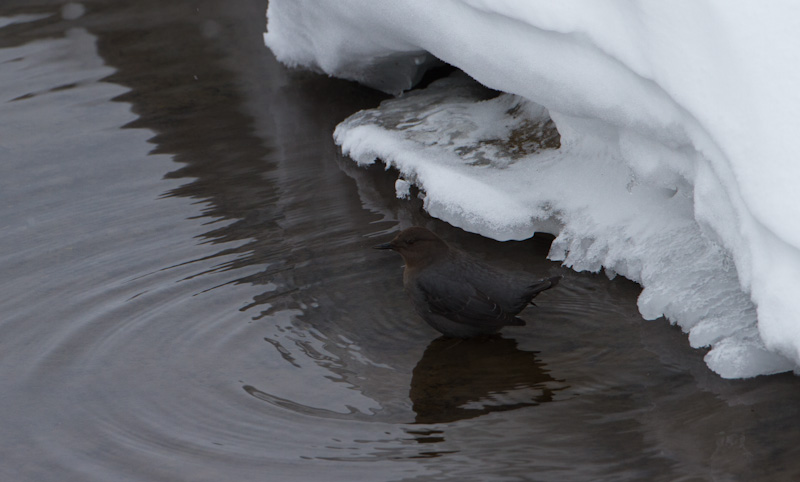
left=264, top=0, right=800, bottom=378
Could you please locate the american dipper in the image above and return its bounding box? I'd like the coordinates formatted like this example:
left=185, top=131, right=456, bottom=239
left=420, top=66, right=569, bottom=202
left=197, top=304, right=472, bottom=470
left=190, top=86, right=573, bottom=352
left=374, top=227, right=560, bottom=338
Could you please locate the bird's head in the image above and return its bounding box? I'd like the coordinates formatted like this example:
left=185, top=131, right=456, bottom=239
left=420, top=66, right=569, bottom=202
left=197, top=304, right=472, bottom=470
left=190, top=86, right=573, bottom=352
left=373, top=226, right=449, bottom=267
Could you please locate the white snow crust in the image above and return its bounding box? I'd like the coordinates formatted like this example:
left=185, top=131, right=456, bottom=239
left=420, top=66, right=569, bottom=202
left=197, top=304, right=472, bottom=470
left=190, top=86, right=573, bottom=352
left=264, top=0, right=800, bottom=378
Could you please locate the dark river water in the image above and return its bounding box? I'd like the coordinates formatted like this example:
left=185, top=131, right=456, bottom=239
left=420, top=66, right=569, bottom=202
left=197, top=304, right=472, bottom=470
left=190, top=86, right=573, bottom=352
left=3, top=1, right=800, bottom=481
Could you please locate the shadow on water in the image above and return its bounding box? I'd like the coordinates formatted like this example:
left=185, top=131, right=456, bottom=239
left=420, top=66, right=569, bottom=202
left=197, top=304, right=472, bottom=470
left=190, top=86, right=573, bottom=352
left=410, top=335, right=566, bottom=424
left=86, top=0, right=393, bottom=318
left=92, top=3, right=305, bottom=301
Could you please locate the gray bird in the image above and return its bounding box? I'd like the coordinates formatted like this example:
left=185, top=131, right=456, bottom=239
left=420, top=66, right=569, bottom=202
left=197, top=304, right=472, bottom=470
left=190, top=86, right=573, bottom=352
left=374, top=226, right=560, bottom=338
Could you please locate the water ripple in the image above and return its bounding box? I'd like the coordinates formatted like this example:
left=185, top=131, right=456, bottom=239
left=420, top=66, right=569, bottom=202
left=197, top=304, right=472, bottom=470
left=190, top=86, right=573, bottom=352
left=3, top=3, right=800, bottom=481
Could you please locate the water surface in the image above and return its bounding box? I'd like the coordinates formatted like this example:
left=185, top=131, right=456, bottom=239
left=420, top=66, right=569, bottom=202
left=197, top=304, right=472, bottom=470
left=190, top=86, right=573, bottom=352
left=2, top=1, right=800, bottom=481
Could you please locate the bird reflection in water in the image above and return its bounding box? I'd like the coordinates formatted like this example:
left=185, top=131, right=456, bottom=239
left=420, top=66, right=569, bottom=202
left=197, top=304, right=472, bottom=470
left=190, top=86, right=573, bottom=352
left=409, top=335, right=566, bottom=425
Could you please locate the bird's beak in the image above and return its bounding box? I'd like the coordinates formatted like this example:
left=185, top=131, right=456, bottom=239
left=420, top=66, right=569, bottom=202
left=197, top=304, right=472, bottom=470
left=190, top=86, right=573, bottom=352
left=373, top=242, right=395, bottom=250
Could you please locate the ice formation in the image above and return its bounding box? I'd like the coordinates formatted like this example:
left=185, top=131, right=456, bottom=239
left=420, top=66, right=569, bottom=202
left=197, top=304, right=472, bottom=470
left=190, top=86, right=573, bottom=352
left=264, top=1, right=800, bottom=378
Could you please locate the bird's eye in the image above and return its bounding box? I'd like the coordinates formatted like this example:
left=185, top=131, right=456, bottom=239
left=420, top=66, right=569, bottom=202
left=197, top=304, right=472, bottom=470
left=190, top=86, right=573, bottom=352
left=406, top=238, right=416, bottom=245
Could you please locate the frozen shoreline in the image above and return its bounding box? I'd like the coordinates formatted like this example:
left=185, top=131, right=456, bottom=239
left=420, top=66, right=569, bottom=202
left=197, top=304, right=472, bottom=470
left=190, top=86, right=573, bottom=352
left=265, top=1, right=800, bottom=378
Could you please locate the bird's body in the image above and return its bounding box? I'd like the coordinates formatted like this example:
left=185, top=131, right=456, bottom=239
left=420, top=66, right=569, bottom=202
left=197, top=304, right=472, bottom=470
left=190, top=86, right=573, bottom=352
left=375, top=227, right=560, bottom=338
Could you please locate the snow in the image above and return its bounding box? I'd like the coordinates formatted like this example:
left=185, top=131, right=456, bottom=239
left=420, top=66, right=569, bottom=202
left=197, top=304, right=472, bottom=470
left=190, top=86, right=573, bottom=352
left=264, top=1, right=800, bottom=378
